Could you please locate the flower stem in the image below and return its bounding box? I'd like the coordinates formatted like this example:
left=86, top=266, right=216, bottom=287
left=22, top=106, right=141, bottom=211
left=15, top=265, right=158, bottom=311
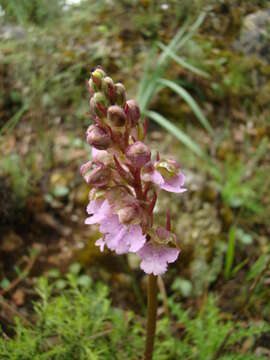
left=144, top=274, right=158, bottom=360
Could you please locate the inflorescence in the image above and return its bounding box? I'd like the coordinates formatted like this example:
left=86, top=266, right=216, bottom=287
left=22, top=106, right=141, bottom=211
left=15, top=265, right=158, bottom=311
left=80, top=66, right=186, bottom=275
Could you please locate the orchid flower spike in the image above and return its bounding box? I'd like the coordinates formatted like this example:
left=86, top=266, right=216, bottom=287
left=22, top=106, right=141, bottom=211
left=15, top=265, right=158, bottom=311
left=81, top=67, right=187, bottom=275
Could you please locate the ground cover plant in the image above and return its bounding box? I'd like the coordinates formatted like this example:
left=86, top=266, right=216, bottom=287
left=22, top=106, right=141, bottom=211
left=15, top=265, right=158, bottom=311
left=0, top=0, right=270, bottom=359
left=1, top=268, right=269, bottom=360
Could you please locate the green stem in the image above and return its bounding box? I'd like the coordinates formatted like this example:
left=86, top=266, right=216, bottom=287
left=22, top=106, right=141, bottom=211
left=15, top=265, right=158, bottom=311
left=144, top=274, right=158, bottom=360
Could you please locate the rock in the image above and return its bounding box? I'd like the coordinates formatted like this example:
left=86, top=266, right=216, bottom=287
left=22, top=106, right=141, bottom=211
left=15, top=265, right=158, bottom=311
left=0, top=25, right=25, bottom=40
left=235, top=9, right=270, bottom=63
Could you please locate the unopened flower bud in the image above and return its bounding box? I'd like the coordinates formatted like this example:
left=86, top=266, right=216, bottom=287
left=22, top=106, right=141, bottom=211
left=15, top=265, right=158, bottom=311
left=90, top=92, right=109, bottom=117
left=91, top=68, right=106, bottom=89
left=126, top=141, right=151, bottom=168
left=102, top=76, right=115, bottom=101
left=86, top=125, right=111, bottom=150
left=80, top=161, right=111, bottom=187
left=107, top=105, right=127, bottom=127
left=115, top=83, right=126, bottom=106
left=88, top=78, right=98, bottom=94
left=125, top=100, right=140, bottom=126
left=92, top=149, right=113, bottom=166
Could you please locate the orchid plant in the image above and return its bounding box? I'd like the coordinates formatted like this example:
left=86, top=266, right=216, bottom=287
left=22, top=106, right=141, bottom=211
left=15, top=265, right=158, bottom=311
left=81, top=66, right=186, bottom=360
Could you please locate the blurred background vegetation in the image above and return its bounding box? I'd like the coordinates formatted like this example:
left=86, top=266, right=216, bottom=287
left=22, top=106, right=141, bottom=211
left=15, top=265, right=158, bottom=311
left=0, top=0, right=270, bottom=359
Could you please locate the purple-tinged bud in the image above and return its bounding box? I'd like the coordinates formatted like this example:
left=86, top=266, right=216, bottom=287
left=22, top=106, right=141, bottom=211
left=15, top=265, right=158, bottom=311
left=92, top=150, right=113, bottom=166
left=125, top=100, right=140, bottom=127
left=91, top=68, right=106, bottom=89
left=80, top=161, right=111, bottom=187
left=86, top=125, right=111, bottom=150
left=126, top=141, right=151, bottom=168
left=115, top=83, right=126, bottom=106
left=107, top=105, right=127, bottom=127
left=90, top=92, right=109, bottom=117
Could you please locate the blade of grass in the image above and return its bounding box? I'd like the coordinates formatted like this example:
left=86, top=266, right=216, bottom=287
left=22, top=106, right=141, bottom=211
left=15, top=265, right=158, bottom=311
left=176, top=12, right=206, bottom=50
left=225, top=226, right=236, bottom=280
left=146, top=110, right=205, bottom=159
left=158, top=78, right=214, bottom=136
left=0, top=102, right=28, bottom=137
left=157, top=18, right=190, bottom=66
left=157, top=42, right=209, bottom=78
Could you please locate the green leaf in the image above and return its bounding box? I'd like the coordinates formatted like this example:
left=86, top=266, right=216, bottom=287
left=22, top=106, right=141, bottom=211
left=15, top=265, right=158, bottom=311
left=0, top=278, right=10, bottom=289
left=172, top=278, right=192, bottom=297
left=69, top=262, right=81, bottom=275
left=52, top=185, right=69, bottom=198
left=158, top=78, right=214, bottom=136
left=146, top=110, right=205, bottom=158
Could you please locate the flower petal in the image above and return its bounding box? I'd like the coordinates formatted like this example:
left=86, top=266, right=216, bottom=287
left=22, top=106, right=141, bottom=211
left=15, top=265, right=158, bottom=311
left=99, top=214, right=121, bottom=234
left=95, top=238, right=106, bottom=252
left=142, top=169, right=164, bottom=185
left=87, top=199, right=103, bottom=215
left=160, top=173, right=186, bottom=193
left=125, top=225, right=146, bottom=253
left=85, top=200, right=112, bottom=225
left=137, top=243, right=180, bottom=275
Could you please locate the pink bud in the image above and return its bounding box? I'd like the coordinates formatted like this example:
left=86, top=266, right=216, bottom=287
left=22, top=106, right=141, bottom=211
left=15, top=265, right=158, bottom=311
left=125, top=100, right=140, bottom=127
left=107, top=105, right=127, bottom=127
left=80, top=161, right=111, bottom=187
left=86, top=125, right=111, bottom=150
left=126, top=141, right=151, bottom=168
left=115, top=83, right=126, bottom=106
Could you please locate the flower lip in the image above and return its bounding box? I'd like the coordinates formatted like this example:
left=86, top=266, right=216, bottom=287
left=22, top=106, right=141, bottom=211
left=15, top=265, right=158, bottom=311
left=137, top=242, right=180, bottom=276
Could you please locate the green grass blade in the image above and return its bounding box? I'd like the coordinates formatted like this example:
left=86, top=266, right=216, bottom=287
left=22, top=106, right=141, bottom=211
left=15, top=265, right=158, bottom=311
left=225, top=226, right=236, bottom=280
left=0, top=103, right=29, bottom=137
left=146, top=110, right=205, bottom=158
left=157, top=42, right=209, bottom=78
left=158, top=78, right=214, bottom=136
left=176, top=12, right=206, bottom=50
left=158, top=18, right=190, bottom=66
